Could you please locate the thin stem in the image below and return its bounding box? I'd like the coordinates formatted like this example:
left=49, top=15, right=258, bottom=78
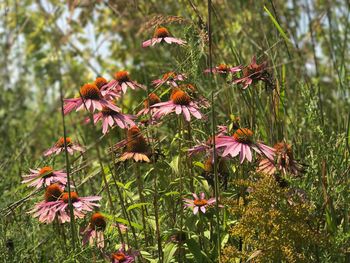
left=108, top=154, right=138, bottom=248
left=178, top=116, right=185, bottom=262
left=153, top=172, right=163, bottom=261
left=135, top=164, right=149, bottom=246
left=58, top=57, right=76, bottom=250
left=208, top=0, right=221, bottom=260
left=146, top=126, right=163, bottom=262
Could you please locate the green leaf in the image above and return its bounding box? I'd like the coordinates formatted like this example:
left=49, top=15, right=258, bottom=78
left=163, top=242, right=178, bottom=263
left=140, top=251, right=158, bottom=263
left=169, top=155, right=179, bottom=174
left=193, top=161, right=205, bottom=170
left=164, top=191, right=180, bottom=197
left=126, top=202, right=151, bottom=212
left=264, top=6, right=291, bottom=44
left=186, top=238, right=207, bottom=263
left=246, top=250, right=263, bottom=262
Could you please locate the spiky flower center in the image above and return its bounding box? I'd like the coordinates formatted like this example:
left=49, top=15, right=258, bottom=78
left=171, top=90, right=191, bottom=105
left=61, top=192, right=79, bottom=203
left=144, top=93, right=161, bottom=108
left=217, top=64, right=229, bottom=72
left=194, top=199, right=208, bottom=207
left=154, top=27, right=170, bottom=38
left=114, top=71, right=130, bottom=82
left=112, top=252, right=126, bottom=261
left=94, top=77, right=108, bottom=89
left=233, top=128, right=254, bottom=144
left=127, top=126, right=141, bottom=137
left=45, top=184, right=63, bottom=202
left=56, top=137, right=72, bottom=147
left=80, top=84, right=101, bottom=100
left=162, top=71, right=176, bottom=81
left=126, top=127, right=148, bottom=153
left=90, top=212, right=106, bottom=230
left=39, top=166, right=53, bottom=178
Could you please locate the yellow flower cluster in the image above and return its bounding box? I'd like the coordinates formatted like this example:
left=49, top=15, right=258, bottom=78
left=222, top=175, right=328, bottom=263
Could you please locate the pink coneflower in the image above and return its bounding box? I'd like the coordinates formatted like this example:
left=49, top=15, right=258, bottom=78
left=215, top=128, right=275, bottom=163
left=233, top=56, right=274, bottom=89
left=81, top=212, right=107, bottom=248
left=110, top=244, right=136, bottom=263
left=114, top=126, right=151, bottom=163
left=142, top=27, right=186, bottom=48
left=43, top=137, right=85, bottom=156
left=152, top=72, right=186, bottom=88
left=92, top=105, right=135, bottom=134
left=22, top=166, right=67, bottom=189
left=102, top=70, right=145, bottom=95
left=257, top=142, right=304, bottom=176
left=183, top=192, right=216, bottom=214
left=188, top=124, right=232, bottom=156
left=151, top=89, right=202, bottom=122
left=137, top=93, right=161, bottom=116
left=30, top=184, right=101, bottom=223
left=63, top=83, right=121, bottom=115
left=205, top=63, right=241, bottom=75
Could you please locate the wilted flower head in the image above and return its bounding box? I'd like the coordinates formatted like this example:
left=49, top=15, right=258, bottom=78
left=43, top=137, right=85, bottom=156
left=81, top=212, right=107, bottom=248
left=102, top=70, right=145, bottom=95
left=215, top=128, right=275, bottom=163
left=63, top=83, right=121, bottom=114
left=30, top=184, right=101, bottom=224
left=184, top=192, right=217, bottom=214
left=152, top=72, right=186, bottom=88
left=114, top=126, right=151, bottom=163
left=22, top=166, right=67, bottom=189
left=142, top=27, right=186, bottom=47
left=151, top=89, right=203, bottom=122
left=233, top=56, right=274, bottom=89
left=258, top=142, right=304, bottom=176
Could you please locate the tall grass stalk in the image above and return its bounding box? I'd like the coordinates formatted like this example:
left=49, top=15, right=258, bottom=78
left=208, top=0, right=221, bottom=259
left=58, top=57, right=77, bottom=251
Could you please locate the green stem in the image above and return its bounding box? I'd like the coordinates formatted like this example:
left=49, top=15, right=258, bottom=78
left=108, top=155, right=138, bottom=248
left=58, top=57, right=76, bottom=251
left=208, top=0, right=221, bottom=260
left=135, top=164, right=149, bottom=246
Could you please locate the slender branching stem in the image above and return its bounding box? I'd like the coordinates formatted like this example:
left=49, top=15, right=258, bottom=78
left=208, top=0, right=221, bottom=260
